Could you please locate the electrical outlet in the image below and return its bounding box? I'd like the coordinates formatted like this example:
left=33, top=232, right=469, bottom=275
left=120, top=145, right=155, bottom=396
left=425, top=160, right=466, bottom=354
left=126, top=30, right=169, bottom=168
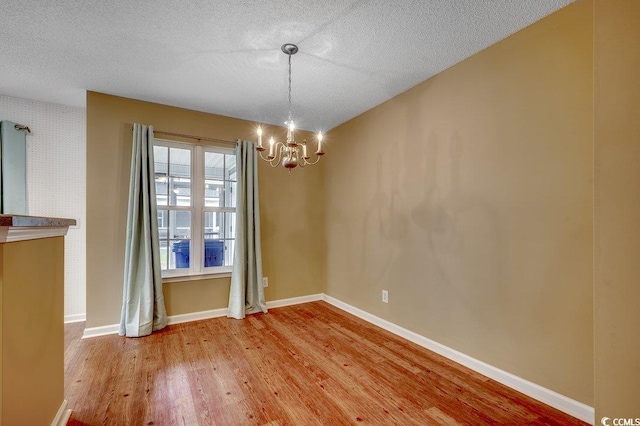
left=262, top=277, right=269, bottom=288
left=382, top=290, right=388, bottom=303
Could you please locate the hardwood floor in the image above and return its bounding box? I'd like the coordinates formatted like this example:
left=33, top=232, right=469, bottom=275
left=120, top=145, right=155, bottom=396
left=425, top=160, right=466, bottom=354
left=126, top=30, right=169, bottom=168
left=65, top=301, right=586, bottom=425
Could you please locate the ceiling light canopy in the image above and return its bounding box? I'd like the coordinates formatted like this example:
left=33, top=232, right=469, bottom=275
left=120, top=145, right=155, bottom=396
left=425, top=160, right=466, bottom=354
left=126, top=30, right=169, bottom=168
left=256, top=43, right=325, bottom=171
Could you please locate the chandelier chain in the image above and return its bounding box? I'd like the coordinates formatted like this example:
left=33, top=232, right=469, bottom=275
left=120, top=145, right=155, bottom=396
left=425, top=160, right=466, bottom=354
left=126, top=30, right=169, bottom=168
left=288, top=53, right=292, bottom=122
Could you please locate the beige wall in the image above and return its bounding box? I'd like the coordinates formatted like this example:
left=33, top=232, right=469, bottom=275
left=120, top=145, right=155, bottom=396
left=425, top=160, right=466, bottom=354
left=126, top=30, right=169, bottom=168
left=84, top=0, right=640, bottom=416
left=1, top=237, right=65, bottom=425
left=325, top=1, right=593, bottom=405
left=86, top=92, right=324, bottom=327
left=594, top=0, right=640, bottom=419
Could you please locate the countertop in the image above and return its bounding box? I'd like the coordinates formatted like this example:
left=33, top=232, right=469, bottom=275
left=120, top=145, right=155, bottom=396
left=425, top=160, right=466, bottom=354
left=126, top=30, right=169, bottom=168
left=0, top=214, right=76, bottom=228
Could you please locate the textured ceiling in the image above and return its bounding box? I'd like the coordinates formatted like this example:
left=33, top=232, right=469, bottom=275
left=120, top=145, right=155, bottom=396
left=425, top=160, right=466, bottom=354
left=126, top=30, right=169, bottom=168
left=0, top=0, right=573, bottom=131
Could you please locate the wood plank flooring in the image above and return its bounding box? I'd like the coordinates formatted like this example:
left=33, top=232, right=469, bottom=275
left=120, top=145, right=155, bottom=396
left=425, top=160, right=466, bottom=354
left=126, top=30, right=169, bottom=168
left=65, top=301, right=586, bottom=425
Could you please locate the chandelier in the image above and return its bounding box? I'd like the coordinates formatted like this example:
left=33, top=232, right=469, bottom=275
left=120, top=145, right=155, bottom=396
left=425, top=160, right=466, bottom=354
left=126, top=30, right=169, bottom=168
left=256, top=43, right=325, bottom=170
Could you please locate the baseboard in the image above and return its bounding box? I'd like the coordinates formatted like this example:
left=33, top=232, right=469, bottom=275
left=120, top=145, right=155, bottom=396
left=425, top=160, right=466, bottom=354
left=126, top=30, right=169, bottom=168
left=167, top=307, right=228, bottom=325
left=321, top=294, right=595, bottom=425
left=64, top=313, right=86, bottom=324
left=266, top=293, right=323, bottom=309
left=82, top=323, right=120, bottom=339
left=82, top=293, right=324, bottom=339
left=50, top=399, right=72, bottom=426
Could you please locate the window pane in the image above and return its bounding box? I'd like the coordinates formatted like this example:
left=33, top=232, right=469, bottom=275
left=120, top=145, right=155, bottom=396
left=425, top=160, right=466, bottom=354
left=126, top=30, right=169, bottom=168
left=224, top=240, right=235, bottom=267
left=155, top=146, right=169, bottom=206
left=156, top=191, right=168, bottom=207
left=154, top=146, right=168, bottom=175
left=225, top=154, right=236, bottom=181
left=204, top=179, right=222, bottom=207
left=224, top=181, right=236, bottom=208
left=204, top=211, right=221, bottom=239
left=157, top=210, right=168, bottom=239
left=159, top=240, right=168, bottom=270
left=205, top=152, right=225, bottom=180
left=159, top=211, right=192, bottom=270
left=171, top=211, right=191, bottom=239
left=169, top=147, right=191, bottom=178
left=224, top=212, right=235, bottom=239
left=169, top=177, right=191, bottom=206
left=204, top=212, right=235, bottom=247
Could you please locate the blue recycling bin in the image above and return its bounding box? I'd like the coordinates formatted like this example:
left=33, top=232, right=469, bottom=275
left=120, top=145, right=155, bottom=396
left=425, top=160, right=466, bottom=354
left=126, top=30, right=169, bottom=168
left=204, top=240, right=224, bottom=267
left=172, top=240, right=224, bottom=268
left=172, top=240, right=191, bottom=268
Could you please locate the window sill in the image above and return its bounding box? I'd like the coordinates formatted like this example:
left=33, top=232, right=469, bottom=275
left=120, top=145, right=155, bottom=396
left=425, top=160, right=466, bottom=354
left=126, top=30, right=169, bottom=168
left=162, top=270, right=232, bottom=284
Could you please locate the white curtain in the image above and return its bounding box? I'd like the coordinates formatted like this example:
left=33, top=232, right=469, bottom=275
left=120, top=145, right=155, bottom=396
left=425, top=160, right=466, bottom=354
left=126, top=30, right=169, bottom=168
left=0, top=121, right=28, bottom=214
left=228, top=140, right=267, bottom=319
left=120, top=123, right=168, bottom=337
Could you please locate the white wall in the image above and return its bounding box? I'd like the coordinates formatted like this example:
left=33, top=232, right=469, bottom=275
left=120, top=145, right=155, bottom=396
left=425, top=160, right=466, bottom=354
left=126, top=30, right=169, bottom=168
left=0, top=95, right=86, bottom=321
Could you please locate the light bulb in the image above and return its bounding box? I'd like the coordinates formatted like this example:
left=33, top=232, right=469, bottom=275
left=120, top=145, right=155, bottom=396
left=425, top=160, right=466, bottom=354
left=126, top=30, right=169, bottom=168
left=256, top=126, right=264, bottom=149
left=268, top=137, right=275, bottom=158
left=317, top=131, right=324, bottom=155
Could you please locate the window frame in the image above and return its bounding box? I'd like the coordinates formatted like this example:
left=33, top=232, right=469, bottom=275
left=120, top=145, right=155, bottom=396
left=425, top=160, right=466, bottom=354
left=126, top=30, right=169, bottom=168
left=154, top=138, right=236, bottom=280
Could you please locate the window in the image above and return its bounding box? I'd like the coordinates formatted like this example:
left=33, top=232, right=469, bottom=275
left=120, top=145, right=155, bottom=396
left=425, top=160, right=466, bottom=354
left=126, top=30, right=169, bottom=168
left=154, top=140, right=236, bottom=277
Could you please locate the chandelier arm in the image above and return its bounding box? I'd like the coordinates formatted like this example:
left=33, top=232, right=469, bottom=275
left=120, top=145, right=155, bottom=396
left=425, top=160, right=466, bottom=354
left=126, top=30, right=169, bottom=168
left=262, top=152, right=280, bottom=167
left=277, top=142, right=287, bottom=156
left=270, top=142, right=287, bottom=167
left=259, top=142, right=286, bottom=167
left=267, top=151, right=281, bottom=167
left=302, top=155, right=322, bottom=166
left=258, top=151, right=273, bottom=162
left=294, top=148, right=305, bottom=168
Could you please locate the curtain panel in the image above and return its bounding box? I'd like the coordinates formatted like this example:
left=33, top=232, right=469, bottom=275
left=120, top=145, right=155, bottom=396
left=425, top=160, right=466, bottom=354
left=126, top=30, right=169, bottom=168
left=120, top=123, right=168, bottom=337
left=228, top=140, right=267, bottom=319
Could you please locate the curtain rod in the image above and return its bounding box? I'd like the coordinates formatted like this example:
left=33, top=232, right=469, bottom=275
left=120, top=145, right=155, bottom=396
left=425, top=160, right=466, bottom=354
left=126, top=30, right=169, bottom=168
left=153, top=129, right=236, bottom=145
left=130, top=126, right=235, bottom=145
left=14, top=123, right=31, bottom=133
